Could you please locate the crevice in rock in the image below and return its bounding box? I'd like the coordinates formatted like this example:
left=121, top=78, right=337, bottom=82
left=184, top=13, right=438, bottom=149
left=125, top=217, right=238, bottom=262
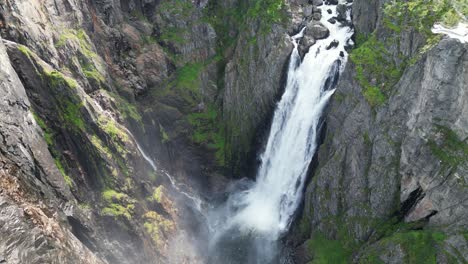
left=67, top=216, right=98, bottom=252
left=397, top=186, right=424, bottom=219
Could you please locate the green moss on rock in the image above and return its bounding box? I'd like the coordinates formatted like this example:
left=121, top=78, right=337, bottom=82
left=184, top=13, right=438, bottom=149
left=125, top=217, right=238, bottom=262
left=101, top=189, right=134, bottom=220
left=306, top=232, right=353, bottom=264
left=188, top=105, right=226, bottom=165
left=350, top=34, right=400, bottom=107
left=428, top=125, right=468, bottom=169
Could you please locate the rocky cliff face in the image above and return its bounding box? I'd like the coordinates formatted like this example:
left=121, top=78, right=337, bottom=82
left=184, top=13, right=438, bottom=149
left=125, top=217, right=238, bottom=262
left=0, top=0, right=300, bottom=263
left=290, top=0, right=468, bottom=263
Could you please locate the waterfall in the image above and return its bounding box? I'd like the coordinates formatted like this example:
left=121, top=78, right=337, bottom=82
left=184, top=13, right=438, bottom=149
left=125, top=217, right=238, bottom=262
left=208, top=1, right=354, bottom=263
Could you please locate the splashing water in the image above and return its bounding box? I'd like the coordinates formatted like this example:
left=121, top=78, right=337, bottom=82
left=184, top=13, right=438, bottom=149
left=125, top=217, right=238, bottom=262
left=208, top=1, right=354, bottom=263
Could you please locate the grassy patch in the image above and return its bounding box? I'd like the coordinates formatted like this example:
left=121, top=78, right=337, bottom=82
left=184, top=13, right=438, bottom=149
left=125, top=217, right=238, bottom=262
left=55, top=158, right=73, bottom=187
left=428, top=125, right=468, bottom=168
left=174, top=62, right=204, bottom=91
left=384, top=0, right=459, bottom=36
left=101, top=189, right=134, bottom=220
left=31, top=110, right=74, bottom=188
left=107, top=92, right=142, bottom=124
left=62, top=101, right=85, bottom=131
left=159, top=124, right=170, bottom=143
left=155, top=0, right=194, bottom=45
left=378, top=230, right=446, bottom=263
left=98, top=115, right=130, bottom=143
left=353, top=0, right=465, bottom=108
left=306, top=232, right=353, bottom=264
left=56, top=29, right=98, bottom=59
left=149, top=186, right=164, bottom=203
left=188, top=106, right=226, bottom=165
left=246, top=0, right=288, bottom=34
left=141, top=35, right=158, bottom=45
left=44, top=69, right=78, bottom=89
left=90, top=135, right=113, bottom=159
left=363, top=86, right=386, bottom=107
left=143, top=210, right=175, bottom=247
left=31, top=112, right=54, bottom=146
left=160, top=28, right=187, bottom=44
left=350, top=35, right=400, bottom=107
left=17, top=45, right=34, bottom=59
left=81, top=59, right=105, bottom=84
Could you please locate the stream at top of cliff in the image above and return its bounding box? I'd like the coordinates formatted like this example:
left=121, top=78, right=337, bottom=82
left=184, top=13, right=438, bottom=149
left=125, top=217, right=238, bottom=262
left=202, top=1, right=355, bottom=263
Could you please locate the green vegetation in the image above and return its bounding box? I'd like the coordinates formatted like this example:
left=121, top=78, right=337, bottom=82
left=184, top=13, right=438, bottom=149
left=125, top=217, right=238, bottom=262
left=81, top=59, right=105, bottom=84
left=306, top=232, right=353, bottom=264
left=155, top=0, right=194, bottom=45
left=141, top=35, right=158, bottom=45
left=101, top=189, right=135, bottom=220
left=130, top=10, right=149, bottom=22
left=350, top=35, right=400, bottom=107
left=159, top=0, right=193, bottom=18
left=56, top=29, right=105, bottom=87
left=174, top=62, right=204, bottom=92
left=352, top=0, right=466, bottom=108
left=56, top=29, right=98, bottom=59
left=203, top=2, right=245, bottom=54
left=32, top=108, right=76, bottom=188
left=363, top=131, right=372, bottom=146
left=159, top=125, right=170, bottom=143
left=428, top=125, right=468, bottom=168
left=78, top=203, right=91, bottom=210
left=149, top=186, right=164, bottom=203
left=452, top=0, right=468, bottom=19
left=160, top=28, right=187, bottom=44
left=62, top=101, right=85, bottom=131
left=97, top=115, right=130, bottom=159
left=55, top=158, right=73, bottom=187
left=17, top=45, right=34, bottom=59
left=306, top=215, right=451, bottom=264
left=107, top=91, right=143, bottom=124
left=143, top=210, right=174, bottom=247
left=246, top=0, right=287, bottom=33
left=44, top=69, right=78, bottom=89
left=384, top=0, right=461, bottom=35
left=188, top=106, right=225, bottom=165
left=361, top=230, right=446, bottom=264
left=90, top=135, right=113, bottom=159
left=98, top=115, right=130, bottom=143
left=31, top=112, right=54, bottom=146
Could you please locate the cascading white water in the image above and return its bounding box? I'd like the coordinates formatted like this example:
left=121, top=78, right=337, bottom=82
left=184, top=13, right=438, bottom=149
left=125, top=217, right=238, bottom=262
left=208, top=1, right=354, bottom=263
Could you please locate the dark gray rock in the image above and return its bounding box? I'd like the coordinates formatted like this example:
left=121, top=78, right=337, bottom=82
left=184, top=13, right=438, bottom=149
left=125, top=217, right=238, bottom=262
left=307, top=23, right=330, bottom=39
left=312, top=12, right=322, bottom=21
left=336, top=4, right=348, bottom=22
left=310, top=0, right=324, bottom=6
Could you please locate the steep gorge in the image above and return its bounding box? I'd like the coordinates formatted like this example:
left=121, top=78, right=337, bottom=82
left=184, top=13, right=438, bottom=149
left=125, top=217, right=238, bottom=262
left=0, top=0, right=467, bottom=263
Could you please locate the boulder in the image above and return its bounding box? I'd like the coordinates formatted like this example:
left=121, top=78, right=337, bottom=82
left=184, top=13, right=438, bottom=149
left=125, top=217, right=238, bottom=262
left=306, top=22, right=330, bottom=39
left=310, top=0, right=323, bottom=6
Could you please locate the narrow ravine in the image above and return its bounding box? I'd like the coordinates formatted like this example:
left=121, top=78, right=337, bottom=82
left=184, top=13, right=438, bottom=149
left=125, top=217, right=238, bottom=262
left=206, top=1, right=354, bottom=263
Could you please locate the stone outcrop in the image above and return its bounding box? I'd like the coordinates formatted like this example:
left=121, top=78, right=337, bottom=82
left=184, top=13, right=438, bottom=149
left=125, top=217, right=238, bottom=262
left=290, top=0, right=468, bottom=263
